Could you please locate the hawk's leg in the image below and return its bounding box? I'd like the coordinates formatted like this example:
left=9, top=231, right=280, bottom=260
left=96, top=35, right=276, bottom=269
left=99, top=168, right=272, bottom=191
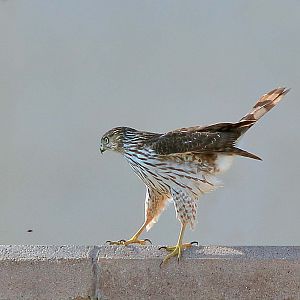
left=107, top=218, right=152, bottom=246
left=107, top=189, right=169, bottom=246
left=159, top=223, right=196, bottom=266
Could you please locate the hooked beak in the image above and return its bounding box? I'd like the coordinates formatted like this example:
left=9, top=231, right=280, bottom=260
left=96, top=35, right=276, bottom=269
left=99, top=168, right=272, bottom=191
left=100, top=144, right=105, bottom=154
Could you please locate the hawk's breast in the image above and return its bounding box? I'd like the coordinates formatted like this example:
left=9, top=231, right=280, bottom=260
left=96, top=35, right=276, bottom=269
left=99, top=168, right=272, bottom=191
left=124, top=148, right=225, bottom=199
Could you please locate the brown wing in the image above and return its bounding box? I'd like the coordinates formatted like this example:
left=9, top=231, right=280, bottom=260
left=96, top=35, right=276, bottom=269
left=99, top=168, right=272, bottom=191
left=172, top=120, right=255, bottom=135
left=149, top=129, right=261, bottom=160
left=149, top=131, right=238, bottom=155
left=148, top=87, right=290, bottom=161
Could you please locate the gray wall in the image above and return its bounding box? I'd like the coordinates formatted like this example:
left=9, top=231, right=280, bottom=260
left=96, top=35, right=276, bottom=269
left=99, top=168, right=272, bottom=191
left=0, top=1, right=299, bottom=245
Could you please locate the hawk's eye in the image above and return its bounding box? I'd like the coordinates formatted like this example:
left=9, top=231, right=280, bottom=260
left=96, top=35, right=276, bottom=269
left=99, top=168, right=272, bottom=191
left=103, top=137, right=109, bottom=144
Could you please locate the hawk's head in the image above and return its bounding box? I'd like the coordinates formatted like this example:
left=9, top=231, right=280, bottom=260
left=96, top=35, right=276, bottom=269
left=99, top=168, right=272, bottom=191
left=100, top=127, right=127, bottom=154
left=100, top=126, right=159, bottom=154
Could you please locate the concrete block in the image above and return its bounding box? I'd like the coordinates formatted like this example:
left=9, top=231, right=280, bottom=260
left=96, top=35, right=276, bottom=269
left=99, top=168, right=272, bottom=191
left=0, top=245, right=300, bottom=299
left=0, top=245, right=97, bottom=300
left=98, top=245, right=300, bottom=300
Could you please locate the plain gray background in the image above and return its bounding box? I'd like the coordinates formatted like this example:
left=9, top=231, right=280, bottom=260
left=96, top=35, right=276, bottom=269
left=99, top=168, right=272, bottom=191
left=0, top=1, right=299, bottom=246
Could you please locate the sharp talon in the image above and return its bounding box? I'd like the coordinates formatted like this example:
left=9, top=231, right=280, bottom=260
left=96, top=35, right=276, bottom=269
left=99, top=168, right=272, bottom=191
left=118, top=239, right=126, bottom=243
left=159, top=261, right=163, bottom=268
left=105, top=240, right=111, bottom=244
left=190, top=241, right=198, bottom=246
left=158, top=246, right=167, bottom=250
left=144, top=238, right=152, bottom=244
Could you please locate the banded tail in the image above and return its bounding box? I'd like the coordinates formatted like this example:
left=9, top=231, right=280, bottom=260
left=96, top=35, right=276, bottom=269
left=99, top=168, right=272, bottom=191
left=239, top=87, right=290, bottom=130
left=230, top=87, right=289, bottom=160
left=201, top=87, right=289, bottom=137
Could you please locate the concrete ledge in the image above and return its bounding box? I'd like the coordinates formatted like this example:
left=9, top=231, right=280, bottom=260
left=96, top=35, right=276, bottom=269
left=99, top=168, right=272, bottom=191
left=0, top=246, right=300, bottom=299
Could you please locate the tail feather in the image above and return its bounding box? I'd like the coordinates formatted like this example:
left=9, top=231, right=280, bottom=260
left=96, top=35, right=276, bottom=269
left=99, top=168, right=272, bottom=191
left=203, top=88, right=289, bottom=138
left=240, top=87, right=290, bottom=124
left=230, top=87, right=289, bottom=160
left=231, top=147, right=262, bottom=160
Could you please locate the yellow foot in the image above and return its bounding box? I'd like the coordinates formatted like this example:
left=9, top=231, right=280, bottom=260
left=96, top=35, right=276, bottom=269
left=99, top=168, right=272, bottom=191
left=106, top=238, right=152, bottom=246
left=159, top=241, right=198, bottom=267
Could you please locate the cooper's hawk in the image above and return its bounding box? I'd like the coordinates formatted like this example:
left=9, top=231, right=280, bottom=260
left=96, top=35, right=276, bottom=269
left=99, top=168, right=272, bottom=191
left=100, top=87, right=289, bottom=266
